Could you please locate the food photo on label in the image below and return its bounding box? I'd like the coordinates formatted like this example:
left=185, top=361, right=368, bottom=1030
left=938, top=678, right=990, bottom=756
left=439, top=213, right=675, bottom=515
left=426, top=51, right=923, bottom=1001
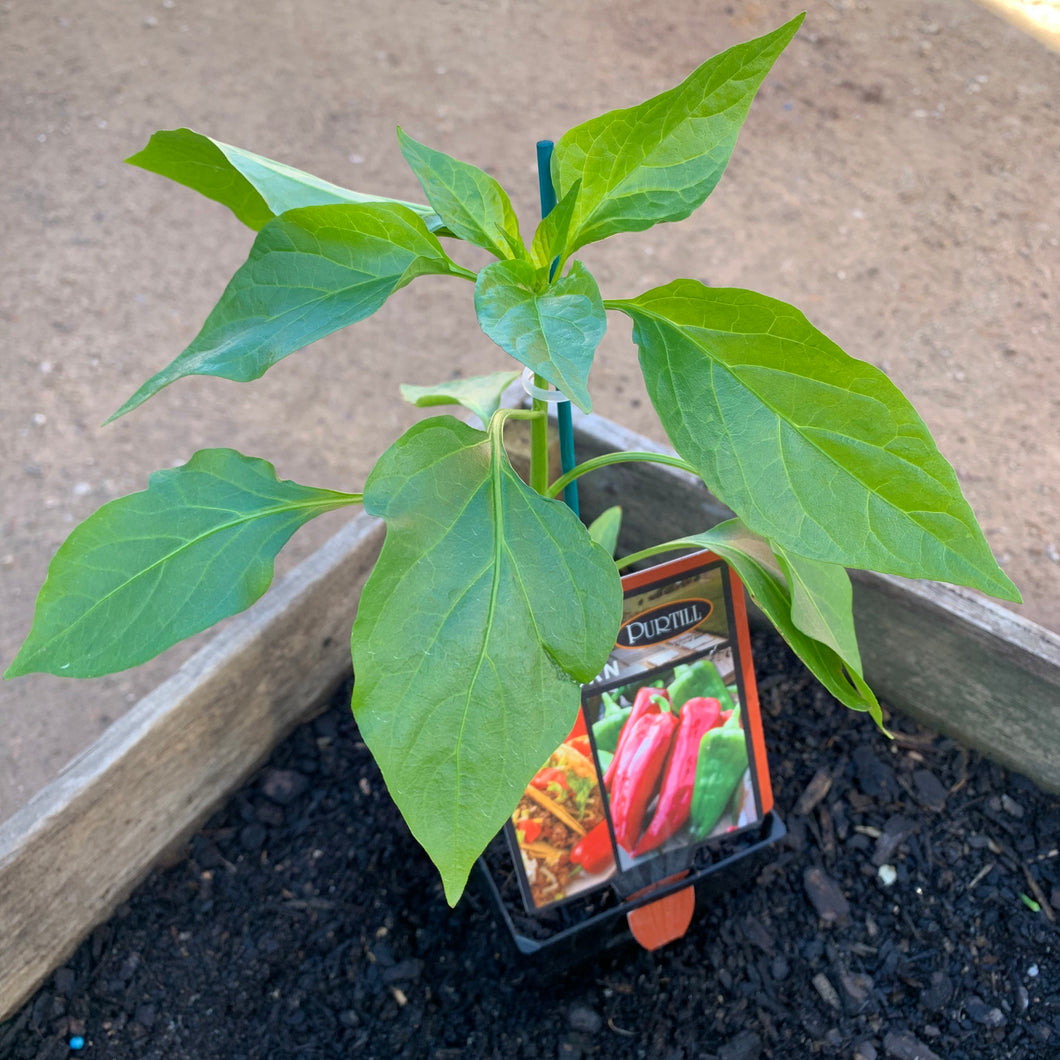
left=510, top=729, right=615, bottom=908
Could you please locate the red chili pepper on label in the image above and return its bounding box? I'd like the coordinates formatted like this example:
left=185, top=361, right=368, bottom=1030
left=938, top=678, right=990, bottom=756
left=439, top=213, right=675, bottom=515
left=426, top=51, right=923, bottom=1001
left=632, top=696, right=722, bottom=857
left=570, top=819, right=615, bottom=875
left=608, top=709, right=678, bottom=852
left=603, top=685, right=670, bottom=790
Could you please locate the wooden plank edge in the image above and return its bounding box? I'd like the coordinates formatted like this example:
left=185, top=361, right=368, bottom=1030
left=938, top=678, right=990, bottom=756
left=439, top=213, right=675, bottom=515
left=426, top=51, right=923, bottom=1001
left=852, top=571, right=1060, bottom=792
left=0, top=511, right=385, bottom=1023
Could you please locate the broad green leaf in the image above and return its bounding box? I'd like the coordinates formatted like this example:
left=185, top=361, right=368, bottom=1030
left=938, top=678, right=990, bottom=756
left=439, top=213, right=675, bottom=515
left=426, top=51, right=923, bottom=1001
left=397, top=127, right=525, bottom=260
left=399, top=370, right=520, bottom=425
left=5, top=449, right=360, bottom=679
left=551, top=15, right=803, bottom=253
left=475, top=259, right=606, bottom=412
left=670, top=521, right=883, bottom=725
left=127, top=127, right=449, bottom=233
left=587, top=505, right=622, bottom=557
left=611, top=281, right=1020, bottom=601
left=350, top=415, right=623, bottom=904
left=530, top=179, right=581, bottom=271
left=772, top=543, right=861, bottom=674
left=110, top=203, right=470, bottom=421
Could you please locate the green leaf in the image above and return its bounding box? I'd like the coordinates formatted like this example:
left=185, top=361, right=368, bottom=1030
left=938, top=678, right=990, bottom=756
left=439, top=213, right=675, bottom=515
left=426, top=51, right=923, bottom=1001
left=772, top=543, right=861, bottom=674
left=611, top=281, right=1020, bottom=601
left=110, top=203, right=471, bottom=421
left=587, top=506, right=622, bottom=557
left=671, top=521, right=883, bottom=725
left=5, top=450, right=360, bottom=679
left=475, top=259, right=606, bottom=412
left=551, top=15, right=803, bottom=253
left=530, top=179, right=581, bottom=271
left=127, top=127, right=449, bottom=233
left=350, top=415, right=623, bottom=904
left=399, top=370, right=520, bottom=425
left=397, top=127, right=525, bottom=259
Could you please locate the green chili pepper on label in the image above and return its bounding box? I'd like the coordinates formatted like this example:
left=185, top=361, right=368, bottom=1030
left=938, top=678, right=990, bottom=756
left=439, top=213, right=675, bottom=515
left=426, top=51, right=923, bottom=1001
left=592, top=704, right=633, bottom=756
left=688, top=707, right=749, bottom=841
left=667, top=658, right=736, bottom=714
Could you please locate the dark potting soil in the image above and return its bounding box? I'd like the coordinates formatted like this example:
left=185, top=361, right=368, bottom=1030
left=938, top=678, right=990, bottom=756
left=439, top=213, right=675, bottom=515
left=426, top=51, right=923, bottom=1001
left=4, top=632, right=1059, bottom=1060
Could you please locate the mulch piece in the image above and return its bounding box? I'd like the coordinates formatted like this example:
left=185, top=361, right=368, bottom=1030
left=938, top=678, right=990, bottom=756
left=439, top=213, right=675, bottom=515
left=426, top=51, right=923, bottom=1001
left=3, top=631, right=1058, bottom=1059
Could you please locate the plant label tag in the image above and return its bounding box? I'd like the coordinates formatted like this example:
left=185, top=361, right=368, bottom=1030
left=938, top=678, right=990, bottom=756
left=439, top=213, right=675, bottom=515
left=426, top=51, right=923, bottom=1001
left=505, top=549, right=774, bottom=914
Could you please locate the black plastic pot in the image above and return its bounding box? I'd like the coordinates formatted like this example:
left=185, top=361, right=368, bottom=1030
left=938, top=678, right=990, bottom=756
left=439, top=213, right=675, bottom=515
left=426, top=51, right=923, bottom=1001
left=476, top=810, right=786, bottom=966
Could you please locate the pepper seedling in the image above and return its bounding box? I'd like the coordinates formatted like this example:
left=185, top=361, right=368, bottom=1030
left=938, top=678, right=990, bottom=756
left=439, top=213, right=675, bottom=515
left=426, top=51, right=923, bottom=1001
left=5, top=15, right=1020, bottom=905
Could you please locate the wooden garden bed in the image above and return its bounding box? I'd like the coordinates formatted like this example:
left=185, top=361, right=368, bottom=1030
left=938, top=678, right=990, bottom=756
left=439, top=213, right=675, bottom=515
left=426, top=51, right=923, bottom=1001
left=1, top=412, right=1057, bottom=1022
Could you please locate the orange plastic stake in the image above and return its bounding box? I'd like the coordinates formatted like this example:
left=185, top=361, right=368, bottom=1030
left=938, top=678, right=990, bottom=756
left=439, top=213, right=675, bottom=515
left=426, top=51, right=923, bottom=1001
left=626, top=884, right=695, bottom=951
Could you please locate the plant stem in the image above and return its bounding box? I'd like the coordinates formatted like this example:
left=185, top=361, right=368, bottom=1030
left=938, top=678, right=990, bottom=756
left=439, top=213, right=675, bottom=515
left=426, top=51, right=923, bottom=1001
left=616, top=538, right=703, bottom=570
left=546, top=451, right=698, bottom=499
left=491, top=407, right=546, bottom=486
left=530, top=374, right=550, bottom=494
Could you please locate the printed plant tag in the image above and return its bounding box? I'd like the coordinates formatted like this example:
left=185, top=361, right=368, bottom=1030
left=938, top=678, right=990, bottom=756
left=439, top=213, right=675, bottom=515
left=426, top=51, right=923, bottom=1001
left=506, top=549, right=774, bottom=913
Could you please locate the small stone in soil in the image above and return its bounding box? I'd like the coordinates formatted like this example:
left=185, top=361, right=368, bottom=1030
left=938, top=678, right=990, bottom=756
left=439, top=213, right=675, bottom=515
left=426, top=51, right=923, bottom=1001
left=260, top=768, right=310, bottom=805
left=912, top=768, right=948, bottom=811
left=964, top=994, right=1006, bottom=1027
left=52, top=968, right=75, bottom=997
left=883, top=1030, right=942, bottom=1060
left=804, top=866, right=850, bottom=922
left=717, top=1030, right=762, bottom=1060
left=838, top=967, right=873, bottom=1004
left=567, top=1002, right=602, bottom=1034
left=254, top=800, right=284, bottom=826
left=872, top=815, right=916, bottom=866
left=918, top=970, right=952, bottom=1012
left=793, top=767, right=833, bottom=816
left=381, top=958, right=423, bottom=984
left=238, top=823, right=266, bottom=851
left=812, top=972, right=842, bottom=1010
left=853, top=745, right=897, bottom=799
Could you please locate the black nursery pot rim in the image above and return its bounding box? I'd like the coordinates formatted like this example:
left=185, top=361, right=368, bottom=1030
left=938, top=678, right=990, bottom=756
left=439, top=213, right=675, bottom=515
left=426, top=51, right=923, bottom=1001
left=477, top=811, right=786, bottom=965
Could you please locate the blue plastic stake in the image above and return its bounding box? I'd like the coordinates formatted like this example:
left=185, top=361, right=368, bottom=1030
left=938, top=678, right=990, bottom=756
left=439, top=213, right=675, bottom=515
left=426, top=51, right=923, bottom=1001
left=536, top=140, right=580, bottom=517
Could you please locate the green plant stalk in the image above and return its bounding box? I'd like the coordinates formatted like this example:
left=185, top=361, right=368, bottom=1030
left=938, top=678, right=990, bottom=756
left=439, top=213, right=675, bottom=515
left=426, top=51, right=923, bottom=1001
left=617, top=538, right=705, bottom=571
left=547, top=451, right=698, bottom=499
left=530, top=374, right=550, bottom=494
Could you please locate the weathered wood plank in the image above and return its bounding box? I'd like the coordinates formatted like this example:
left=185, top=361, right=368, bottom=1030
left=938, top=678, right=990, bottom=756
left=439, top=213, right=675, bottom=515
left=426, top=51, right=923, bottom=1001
left=569, top=412, right=1060, bottom=793
left=0, top=512, right=385, bottom=1022
left=851, top=572, right=1060, bottom=788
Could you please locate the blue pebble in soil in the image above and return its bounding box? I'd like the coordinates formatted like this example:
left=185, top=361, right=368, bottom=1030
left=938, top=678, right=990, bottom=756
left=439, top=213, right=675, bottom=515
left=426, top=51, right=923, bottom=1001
left=69, top=1037, right=85, bottom=1051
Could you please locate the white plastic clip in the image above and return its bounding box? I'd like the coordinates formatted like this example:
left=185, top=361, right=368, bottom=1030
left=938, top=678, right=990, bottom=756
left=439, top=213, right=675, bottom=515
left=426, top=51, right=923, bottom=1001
left=520, top=367, right=570, bottom=404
